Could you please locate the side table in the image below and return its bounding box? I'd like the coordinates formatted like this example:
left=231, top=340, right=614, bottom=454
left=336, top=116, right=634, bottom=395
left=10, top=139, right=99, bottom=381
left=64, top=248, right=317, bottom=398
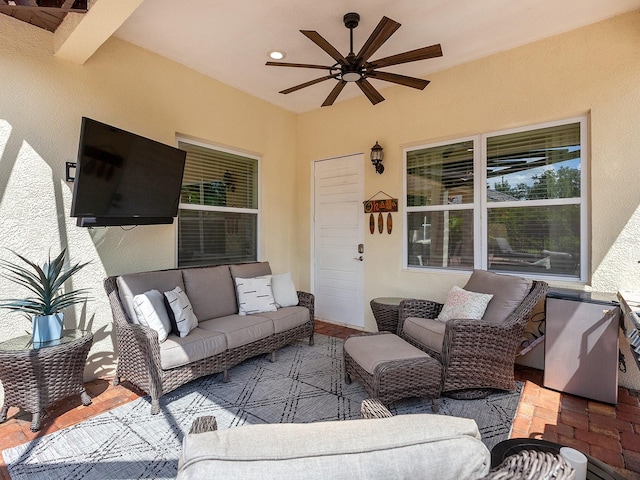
left=0, top=329, right=93, bottom=432
left=491, top=438, right=624, bottom=480
left=370, top=297, right=408, bottom=333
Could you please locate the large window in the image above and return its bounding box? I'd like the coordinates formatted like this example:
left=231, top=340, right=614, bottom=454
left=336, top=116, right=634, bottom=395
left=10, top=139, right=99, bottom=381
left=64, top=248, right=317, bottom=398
left=405, top=117, right=586, bottom=280
left=177, top=139, right=259, bottom=267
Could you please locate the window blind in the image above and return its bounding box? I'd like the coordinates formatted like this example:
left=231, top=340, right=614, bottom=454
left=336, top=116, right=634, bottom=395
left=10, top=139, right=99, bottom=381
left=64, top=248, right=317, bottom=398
left=177, top=141, right=259, bottom=267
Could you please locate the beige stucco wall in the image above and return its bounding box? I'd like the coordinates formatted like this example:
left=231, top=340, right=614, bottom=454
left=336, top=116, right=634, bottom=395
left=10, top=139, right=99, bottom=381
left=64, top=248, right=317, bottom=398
left=297, top=11, right=640, bottom=332
left=1, top=7, right=640, bottom=397
left=0, top=14, right=299, bottom=384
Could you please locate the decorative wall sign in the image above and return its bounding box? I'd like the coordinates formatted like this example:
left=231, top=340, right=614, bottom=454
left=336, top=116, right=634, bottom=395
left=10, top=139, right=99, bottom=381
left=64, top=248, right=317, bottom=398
left=369, top=214, right=375, bottom=234
left=363, top=191, right=398, bottom=213
left=378, top=213, right=383, bottom=233
left=364, top=198, right=398, bottom=213
left=387, top=213, right=393, bottom=234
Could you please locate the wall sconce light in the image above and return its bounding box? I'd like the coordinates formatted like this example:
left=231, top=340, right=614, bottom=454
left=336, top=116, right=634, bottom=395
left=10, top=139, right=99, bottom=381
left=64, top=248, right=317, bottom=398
left=370, top=141, right=384, bottom=174
left=66, top=162, right=76, bottom=182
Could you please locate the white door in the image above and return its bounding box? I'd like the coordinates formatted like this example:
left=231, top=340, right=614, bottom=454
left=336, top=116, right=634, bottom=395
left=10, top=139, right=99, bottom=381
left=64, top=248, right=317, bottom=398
left=313, top=154, right=365, bottom=328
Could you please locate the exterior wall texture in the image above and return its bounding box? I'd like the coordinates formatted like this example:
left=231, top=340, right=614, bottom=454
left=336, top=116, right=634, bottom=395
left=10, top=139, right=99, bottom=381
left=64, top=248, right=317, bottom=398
left=297, top=11, right=640, bottom=332
left=0, top=14, right=299, bottom=390
left=1, top=9, right=639, bottom=397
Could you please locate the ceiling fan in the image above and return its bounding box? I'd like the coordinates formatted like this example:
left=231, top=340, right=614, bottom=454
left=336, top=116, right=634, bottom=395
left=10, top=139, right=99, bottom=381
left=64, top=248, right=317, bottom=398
left=266, top=12, right=443, bottom=107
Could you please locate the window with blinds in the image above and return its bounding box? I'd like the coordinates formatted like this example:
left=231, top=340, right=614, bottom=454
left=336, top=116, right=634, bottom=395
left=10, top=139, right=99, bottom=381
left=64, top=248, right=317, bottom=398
left=406, top=140, right=475, bottom=270
left=404, top=117, right=586, bottom=280
left=177, top=140, right=259, bottom=267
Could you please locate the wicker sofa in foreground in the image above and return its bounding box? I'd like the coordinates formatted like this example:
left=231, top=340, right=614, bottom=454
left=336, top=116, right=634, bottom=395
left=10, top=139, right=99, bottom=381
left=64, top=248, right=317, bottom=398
left=177, top=399, right=492, bottom=480
left=104, top=262, right=314, bottom=414
left=178, top=399, right=575, bottom=480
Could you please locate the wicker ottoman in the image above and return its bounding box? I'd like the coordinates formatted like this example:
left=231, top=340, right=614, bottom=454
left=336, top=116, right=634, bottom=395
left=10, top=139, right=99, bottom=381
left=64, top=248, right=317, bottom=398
left=343, top=332, right=442, bottom=408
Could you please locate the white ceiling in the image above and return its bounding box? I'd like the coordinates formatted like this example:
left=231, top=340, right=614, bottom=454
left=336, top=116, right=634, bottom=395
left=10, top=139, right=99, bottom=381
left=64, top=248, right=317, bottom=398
left=113, top=0, right=640, bottom=113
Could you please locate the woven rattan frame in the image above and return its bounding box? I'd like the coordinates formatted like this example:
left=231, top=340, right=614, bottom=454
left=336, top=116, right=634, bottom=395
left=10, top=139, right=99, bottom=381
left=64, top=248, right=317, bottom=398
left=360, top=398, right=394, bottom=419
left=0, top=330, right=93, bottom=431
left=484, top=450, right=575, bottom=480
left=398, top=280, right=548, bottom=395
left=104, top=265, right=314, bottom=415
left=344, top=332, right=442, bottom=405
left=189, top=415, right=218, bottom=434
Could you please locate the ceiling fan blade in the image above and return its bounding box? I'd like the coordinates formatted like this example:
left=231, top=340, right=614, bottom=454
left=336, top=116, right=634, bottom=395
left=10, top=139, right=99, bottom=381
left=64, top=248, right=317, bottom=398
left=356, top=78, right=385, bottom=105
left=368, top=44, right=443, bottom=69
left=356, top=16, right=401, bottom=64
left=266, top=61, right=333, bottom=70
left=322, top=80, right=347, bottom=107
left=367, top=71, right=430, bottom=90
left=279, top=74, right=338, bottom=95
left=301, top=30, right=348, bottom=65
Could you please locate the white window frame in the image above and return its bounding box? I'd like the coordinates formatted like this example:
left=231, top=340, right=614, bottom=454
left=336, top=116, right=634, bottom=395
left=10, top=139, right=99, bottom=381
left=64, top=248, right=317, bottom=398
left=403, top=115, right=589, bottom=282
left=175, top=136, right=261, bottom=267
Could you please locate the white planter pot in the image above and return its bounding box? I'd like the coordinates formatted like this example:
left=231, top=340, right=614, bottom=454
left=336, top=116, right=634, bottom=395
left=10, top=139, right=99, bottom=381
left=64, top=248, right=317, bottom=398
left=32, top=313, right=64, bottom=345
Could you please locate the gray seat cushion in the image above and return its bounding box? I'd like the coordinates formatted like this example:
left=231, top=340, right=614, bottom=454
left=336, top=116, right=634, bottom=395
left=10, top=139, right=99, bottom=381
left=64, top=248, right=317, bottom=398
left=177, top=414, right=490, bottom=480
left=199, top=314, right=275, bottom=349
left=252, top=306, right=310, bottom=334
left=402, top=317, right=446, bottom=354
left=344, top=333, right=430, bottom=375
left=182, top=266, right=237, bottom=320
left=464, top=270, right=533, bottom=324
left=160, top=328, right=227, bottom=370
left=117, top=270, right=185, bottom=324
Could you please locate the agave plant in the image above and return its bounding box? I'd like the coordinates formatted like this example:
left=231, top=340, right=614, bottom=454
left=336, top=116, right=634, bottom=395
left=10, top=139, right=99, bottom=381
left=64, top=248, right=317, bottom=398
left=0, top=248, right=89, bottom=317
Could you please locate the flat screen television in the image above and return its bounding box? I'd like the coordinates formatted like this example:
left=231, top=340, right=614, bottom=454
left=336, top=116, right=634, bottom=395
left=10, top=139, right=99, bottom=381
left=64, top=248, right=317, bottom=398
left=70, top=117, right=186, bottom=227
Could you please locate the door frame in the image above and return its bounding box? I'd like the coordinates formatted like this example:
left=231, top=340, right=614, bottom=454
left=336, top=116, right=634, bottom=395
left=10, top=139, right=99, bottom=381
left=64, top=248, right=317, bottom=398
left=310, top=152, right=365, bottom=327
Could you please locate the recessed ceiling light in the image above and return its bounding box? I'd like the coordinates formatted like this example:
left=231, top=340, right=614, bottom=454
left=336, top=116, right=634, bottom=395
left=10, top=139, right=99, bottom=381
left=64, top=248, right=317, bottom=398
left=268, top=50, right=286, bottom=60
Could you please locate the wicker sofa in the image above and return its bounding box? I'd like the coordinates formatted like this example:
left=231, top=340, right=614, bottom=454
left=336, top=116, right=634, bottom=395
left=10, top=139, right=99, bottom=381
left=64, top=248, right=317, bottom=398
left=104, top=262, right=314, bottom=414
left=176, top=400, right=492, bottom=480
left=177, top=399, right=575, bottom=480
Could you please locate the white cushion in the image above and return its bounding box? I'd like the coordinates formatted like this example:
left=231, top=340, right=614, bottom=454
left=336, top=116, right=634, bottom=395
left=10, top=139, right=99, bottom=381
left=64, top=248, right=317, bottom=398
left=164, top=286, right=199, bottom=337
left=271, top=272, right=299, bottom=308
left=132, top=289, right=172, bottom=343
left=438, top=285, right=493, bottom=322
left=235, top=275, right=277, bottom=316
left=178, top=414, right=491, bottom=480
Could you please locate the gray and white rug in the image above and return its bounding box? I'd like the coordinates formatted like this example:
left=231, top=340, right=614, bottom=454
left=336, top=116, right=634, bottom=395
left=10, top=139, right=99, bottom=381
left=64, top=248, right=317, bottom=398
left=3, top=334, right=522, bottom=480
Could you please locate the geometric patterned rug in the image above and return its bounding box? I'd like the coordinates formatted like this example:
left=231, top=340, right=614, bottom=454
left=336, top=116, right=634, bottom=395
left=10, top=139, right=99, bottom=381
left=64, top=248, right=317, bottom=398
left=2, top=334, right=522, bottom=480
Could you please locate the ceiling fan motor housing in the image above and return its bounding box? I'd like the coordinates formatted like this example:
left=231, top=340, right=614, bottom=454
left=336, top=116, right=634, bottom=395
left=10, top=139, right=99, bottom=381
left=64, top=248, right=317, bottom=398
left=343, top=12, right=360, bottom=29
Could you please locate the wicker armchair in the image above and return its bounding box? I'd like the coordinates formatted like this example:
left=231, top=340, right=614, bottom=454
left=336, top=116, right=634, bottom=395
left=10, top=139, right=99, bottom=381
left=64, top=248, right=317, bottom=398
left=398, top=272, right=548, bottom=397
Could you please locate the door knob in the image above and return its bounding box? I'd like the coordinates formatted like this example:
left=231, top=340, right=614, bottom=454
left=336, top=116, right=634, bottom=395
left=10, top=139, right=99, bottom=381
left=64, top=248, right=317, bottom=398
left=353, top=256, right=363, bottom=261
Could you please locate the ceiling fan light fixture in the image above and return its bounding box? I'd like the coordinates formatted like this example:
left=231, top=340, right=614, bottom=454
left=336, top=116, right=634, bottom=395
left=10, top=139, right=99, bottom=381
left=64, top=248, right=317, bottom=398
left=268, top=50, right=286, bottom=60
left=342, top=71, right=362, bottom=82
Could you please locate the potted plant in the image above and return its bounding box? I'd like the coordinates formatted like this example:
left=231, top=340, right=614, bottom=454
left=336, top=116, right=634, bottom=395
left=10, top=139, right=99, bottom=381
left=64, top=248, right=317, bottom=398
left=0, top=248, right=89, bottom=344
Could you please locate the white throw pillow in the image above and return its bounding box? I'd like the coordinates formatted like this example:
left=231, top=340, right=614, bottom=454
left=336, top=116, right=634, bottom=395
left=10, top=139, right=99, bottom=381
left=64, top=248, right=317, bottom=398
left=132, top=289, right=172, bottom=343
left=438, top=285, right=494, bottom=322
left=271, top=272, right=299, bottom=308
left=164, top=286, right=198, bottom=337
left=235, top=275, right=277, bottom=315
